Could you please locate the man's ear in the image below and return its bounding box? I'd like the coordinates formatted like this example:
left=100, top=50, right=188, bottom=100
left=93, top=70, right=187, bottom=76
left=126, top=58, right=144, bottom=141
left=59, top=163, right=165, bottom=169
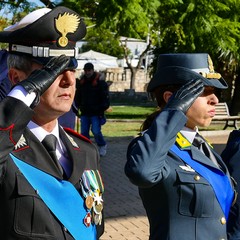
left=8, top=68, right=26, bottom=85
left=163, top=91, right=173, bottom=103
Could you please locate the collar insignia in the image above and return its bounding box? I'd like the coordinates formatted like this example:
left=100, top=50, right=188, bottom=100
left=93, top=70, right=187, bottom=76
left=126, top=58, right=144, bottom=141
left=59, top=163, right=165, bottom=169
left=179, top=164, right=195, bottom=172
left=55, top=12, right=80, bottom=47
left=176, top=132, right=191, bottom=149
left=15, top=134, right=27, bottom=150
left=65, top=133, right=79, bottom=148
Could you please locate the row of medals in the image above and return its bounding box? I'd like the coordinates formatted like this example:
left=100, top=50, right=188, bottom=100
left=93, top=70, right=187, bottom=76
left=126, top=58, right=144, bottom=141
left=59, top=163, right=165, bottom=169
left=84, top=193, right=103, bottom=227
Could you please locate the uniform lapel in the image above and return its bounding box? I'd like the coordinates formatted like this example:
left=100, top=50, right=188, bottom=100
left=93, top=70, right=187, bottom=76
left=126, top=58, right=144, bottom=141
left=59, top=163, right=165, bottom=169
left=59, top=127, right=87, bottom=184
left=176, top=131, right=232, bottom=183
left=11, top=127, right=91, bottom=184
left=191, top=145, right=223, bottom=171
left=12, top=128, right=63, bottom=179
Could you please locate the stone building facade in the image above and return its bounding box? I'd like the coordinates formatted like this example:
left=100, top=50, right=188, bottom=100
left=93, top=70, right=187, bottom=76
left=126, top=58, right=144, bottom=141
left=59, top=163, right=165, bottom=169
left=105, top=67, right=150, bottom=92
left=76, top=67, right=150, bottom=92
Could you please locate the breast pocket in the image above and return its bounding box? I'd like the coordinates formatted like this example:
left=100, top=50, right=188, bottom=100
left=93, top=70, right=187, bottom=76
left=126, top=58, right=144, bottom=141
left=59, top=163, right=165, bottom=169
left=14, top=173, right=56, bottom=239
left=176, top=170, right=214, bottom=217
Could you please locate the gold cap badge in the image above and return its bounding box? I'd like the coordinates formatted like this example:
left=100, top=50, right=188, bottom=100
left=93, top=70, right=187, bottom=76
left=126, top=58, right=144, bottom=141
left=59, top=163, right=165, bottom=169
left=55, top=12, right=80, bottom=47
left=199, top=55, right=221, bottom=79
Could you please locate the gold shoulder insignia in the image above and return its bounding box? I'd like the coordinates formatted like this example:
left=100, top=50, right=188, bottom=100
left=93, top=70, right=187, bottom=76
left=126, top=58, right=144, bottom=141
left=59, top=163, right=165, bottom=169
left=176, top=132, right=191, bottom=149
left=55, top=12, right=80, bottom=47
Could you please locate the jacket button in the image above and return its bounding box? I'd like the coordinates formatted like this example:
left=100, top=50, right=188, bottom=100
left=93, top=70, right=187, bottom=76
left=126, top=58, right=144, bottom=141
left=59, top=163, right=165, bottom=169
left=220, top=217, right=226, bottom=225
left=63, top=226, right=68, bottom=232
left=194, top=175, right=200, bottom=181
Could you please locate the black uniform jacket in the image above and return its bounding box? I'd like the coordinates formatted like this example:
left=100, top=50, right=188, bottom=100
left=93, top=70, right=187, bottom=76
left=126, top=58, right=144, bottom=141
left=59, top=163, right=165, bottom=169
left=125, top=109, right=234, bottom=240
left=75, top=73, right=110, bottom=117
left=0, top=96, right=104, bottom=239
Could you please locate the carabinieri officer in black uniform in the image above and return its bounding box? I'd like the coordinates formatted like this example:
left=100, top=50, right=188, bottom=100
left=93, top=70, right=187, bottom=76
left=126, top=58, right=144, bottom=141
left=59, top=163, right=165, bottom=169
left=125, top=53, right=236, bottom=240
left=0, top=7, right=104, bottom=240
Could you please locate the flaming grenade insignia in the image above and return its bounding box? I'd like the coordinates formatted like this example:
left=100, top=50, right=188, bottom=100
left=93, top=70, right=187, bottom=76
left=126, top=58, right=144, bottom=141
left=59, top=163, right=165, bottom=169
left=55, top=12, right=80, bottom=47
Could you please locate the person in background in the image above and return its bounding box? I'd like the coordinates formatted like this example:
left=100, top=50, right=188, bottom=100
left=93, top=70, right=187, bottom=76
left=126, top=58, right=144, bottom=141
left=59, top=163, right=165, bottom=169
left=221, top=130, right=240, bottom=239
left=58, top=101, right=78, bottom=130
left=0, top=6, right=104, bottom=239
left=0, top=49, right=11, bottom=100
left=75, top=62, right=110, bottom=157
left=125, top=53, right=236, bottom=240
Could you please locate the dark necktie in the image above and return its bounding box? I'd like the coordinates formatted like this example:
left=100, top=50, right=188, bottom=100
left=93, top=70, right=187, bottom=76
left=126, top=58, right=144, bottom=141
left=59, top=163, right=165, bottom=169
left=193, top=133, right=218, bottom=166
left=42, top=134, right=64, bottom=175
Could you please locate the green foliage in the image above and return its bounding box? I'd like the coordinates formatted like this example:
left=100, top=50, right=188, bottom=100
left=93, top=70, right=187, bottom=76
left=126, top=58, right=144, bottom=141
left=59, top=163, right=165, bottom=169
left=81, top=26, right=124, bottom=58
left=105, top=105, right=157, bottom=119
left=148, top=0, right=240, bottom=92
left=95, top=0, right=160, bottom=39
left=2, top=0, right=240, bottom=110
left=155, top=0, right=240, bottom=67
left=0, top=0, right=39, bottom=23
left=0, top=18, right=9, bottom=49
left=102, top=121, right=141, bottom=137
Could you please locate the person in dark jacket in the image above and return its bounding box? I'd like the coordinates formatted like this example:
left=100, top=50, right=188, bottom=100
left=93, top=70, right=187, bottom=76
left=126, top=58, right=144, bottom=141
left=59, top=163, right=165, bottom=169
left=58, top=101, right=78, bottom=130
left=0, top=49, right=11, bottom=100
left=75, top=62, right=110, bottom=156
left=221, top=130, right=240, bottom=240
left=0, top=7, right=104, bottom=240
left=125, top=53, right=236, bottom=240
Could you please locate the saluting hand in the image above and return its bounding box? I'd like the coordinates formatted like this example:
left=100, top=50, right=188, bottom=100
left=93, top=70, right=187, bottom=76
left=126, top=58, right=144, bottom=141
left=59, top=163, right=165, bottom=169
left=18, top=55, right=70, bottom=96
left=164, top=79, right=204, bottom=114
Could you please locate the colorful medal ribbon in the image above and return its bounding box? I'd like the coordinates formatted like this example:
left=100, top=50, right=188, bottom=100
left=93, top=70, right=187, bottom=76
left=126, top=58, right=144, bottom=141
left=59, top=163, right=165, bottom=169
left=85, top=170, right=104, bottom=193
left=80, top=170, right=104, bottom=226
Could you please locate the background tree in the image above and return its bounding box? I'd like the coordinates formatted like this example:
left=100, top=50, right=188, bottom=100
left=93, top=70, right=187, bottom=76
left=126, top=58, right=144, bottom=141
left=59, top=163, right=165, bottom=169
left=81, top=26, right=125, bottom=58
left=2, top=0, right=240, bottom=113
left=151, top=0, right=240, bottom=113
left=57, top=0, right=160, bottom=90
left=94, top=0, right=160, bottom=90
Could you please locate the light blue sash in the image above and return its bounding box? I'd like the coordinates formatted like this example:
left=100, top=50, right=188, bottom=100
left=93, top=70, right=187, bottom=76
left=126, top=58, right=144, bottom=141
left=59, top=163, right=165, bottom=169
left=170, top=144, right=234, bottom=219
left=10, top=154, right=97, bottom=240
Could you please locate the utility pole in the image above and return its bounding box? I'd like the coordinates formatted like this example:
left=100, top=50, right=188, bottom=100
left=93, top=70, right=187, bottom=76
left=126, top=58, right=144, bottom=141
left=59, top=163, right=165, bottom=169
left=145, top=24, right=150, bottom=80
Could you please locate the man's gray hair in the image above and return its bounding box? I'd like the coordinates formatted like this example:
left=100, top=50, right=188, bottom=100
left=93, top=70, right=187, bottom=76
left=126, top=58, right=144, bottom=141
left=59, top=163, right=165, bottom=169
left=7, top=54, right=33, bottom=74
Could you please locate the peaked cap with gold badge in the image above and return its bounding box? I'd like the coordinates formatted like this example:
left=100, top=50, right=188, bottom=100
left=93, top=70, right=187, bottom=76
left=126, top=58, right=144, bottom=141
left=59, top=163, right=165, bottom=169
left=0, top=6, right=86, bottom=68
left=147, top=53, right=228, bottom=92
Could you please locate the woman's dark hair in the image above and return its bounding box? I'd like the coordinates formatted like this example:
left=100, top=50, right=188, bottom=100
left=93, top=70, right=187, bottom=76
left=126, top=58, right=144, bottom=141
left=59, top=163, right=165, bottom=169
left=141, top=84, right=181, bottom=131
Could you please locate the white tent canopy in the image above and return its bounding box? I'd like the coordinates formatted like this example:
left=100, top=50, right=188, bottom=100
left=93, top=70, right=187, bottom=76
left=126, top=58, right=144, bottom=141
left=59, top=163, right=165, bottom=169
left=77, top=50, right=119, bottom=71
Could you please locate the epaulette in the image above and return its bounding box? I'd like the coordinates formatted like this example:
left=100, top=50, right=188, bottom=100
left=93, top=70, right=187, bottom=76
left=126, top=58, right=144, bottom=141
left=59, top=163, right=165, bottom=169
left=176, top=132, right=191, bottom=149
left=63, top=127, right=92, bottom=143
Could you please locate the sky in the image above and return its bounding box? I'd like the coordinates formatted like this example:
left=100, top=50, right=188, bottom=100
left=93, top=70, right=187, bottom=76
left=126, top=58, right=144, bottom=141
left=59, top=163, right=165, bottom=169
left=0, top=1, right=46, bottom=19
left=34, top=0, right=45, bottom=7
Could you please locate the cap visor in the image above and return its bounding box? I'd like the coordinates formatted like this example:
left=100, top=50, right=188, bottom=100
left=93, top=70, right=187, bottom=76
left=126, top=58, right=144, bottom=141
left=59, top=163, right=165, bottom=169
left=33, top=57, right=78, bottom=69
left=147, top=66, right=228, bottom=92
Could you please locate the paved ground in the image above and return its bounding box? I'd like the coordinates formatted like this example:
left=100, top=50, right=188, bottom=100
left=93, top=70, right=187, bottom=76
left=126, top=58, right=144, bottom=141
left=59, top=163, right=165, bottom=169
left=99, top=130, right=232, bottom=240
